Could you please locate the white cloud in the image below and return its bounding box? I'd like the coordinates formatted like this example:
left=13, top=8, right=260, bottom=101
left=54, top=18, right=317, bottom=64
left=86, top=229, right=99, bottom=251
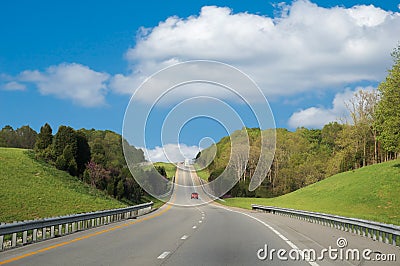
left=19, top=63, right=110, bottom=107
left=142, top=143, right=200, bottom=163
left=288, top=86, right=376, bottom=128
left=110, top=1, right=399, bottom=102
left=2, top=81, right=26, bottom=91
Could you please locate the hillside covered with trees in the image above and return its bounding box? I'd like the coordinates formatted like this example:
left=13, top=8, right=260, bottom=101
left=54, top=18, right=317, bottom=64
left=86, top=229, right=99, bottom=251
left=197, top=45, right=400, bottom=198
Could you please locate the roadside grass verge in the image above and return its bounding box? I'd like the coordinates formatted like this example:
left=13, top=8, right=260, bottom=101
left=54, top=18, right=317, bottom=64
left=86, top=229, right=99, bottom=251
left=221, top=159, right=400, bottom=225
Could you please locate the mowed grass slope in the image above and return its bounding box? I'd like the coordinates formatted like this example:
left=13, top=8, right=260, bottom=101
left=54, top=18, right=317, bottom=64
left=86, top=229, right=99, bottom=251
left=0, top=148, right=126, bottom=223
left=223, top=159, right=400, bottom=225
left=194, top=163, right=210, bottom=181
left=153, top=162, right=177, bottom=179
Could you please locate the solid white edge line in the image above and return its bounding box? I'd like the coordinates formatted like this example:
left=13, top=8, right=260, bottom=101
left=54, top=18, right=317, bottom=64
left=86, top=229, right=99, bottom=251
left=214, top=204, right=320, bottom=266
left=157, top=251, right=170, bottom=259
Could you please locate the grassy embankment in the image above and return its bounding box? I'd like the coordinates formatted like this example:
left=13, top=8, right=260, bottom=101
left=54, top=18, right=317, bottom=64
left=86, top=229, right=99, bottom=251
left=0, top=148, right=160, bottom=222
left=194, top=163, right=210, bottom=181
left=153, top=162, right=177, bottom=179
left=222, top=159, right=400, bottom=225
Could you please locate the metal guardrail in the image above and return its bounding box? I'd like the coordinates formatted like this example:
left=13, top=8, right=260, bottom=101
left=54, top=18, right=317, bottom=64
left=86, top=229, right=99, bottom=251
left=252, top=205, right=400, bottom=247
left=0, top=202, right=153, bottom=251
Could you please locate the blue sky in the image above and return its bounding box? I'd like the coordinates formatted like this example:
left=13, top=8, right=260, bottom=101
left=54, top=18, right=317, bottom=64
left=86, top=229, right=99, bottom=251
left=1, top=0, right=399, bottom=161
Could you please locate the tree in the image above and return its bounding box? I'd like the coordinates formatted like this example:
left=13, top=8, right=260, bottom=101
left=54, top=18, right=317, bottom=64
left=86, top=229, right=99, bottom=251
left=35, top=123, right=53, bottom=151
left=376, top=45, right=400, bottom=156
left=321, top=122, right=343, bottom=153
left=0, top=125, right=37, bottom=148
left=116, top=179, right=125, bottom=200
left=15, top=125, right=37, bottom=148
left=55, top=145, right=78, bottom=176
left=107, top=182, right=115, bottom=197
left=155, top=166, right=167, bottom=178
left=90, top=140, right=106, bottom=165
left=75, top=131, right=91, bottom=175
left=54, top=126, right=77, bottom=158
left=346, top=89, right=379, bottom=166
left=85, top=161, right=111, bottom=189
left=0, top=125, right=17, bottom=147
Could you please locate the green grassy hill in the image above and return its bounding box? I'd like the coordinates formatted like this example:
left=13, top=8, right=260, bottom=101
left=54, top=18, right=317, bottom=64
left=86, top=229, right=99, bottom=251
left=153, top=162, right=177, bottom=179
left=194, top=163, right=210, bottom=181
left=222, top=159, right=400, bottom=225
left=0, top=148, right=127, bottom=223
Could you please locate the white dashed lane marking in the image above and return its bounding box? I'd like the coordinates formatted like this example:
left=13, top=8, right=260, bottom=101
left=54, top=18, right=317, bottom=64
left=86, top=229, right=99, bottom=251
left=181, top=235, right=188, bottom=240
left=157, top=251, right=170, bottom=259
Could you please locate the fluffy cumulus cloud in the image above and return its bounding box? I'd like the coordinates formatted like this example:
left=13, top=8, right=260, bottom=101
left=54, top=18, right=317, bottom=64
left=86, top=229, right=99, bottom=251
left=18, top=63, right=110, bottom=107
left=288, top=86, right=376, bottom=128
left=110, top=0, right=400, bottom=101
left=142, top=143, right=200, bottom=162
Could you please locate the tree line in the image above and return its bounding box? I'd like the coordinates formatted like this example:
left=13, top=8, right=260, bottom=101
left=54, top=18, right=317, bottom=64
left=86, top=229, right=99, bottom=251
left=197, top=45, right=400, bottom=198
left=0, top=125, right=37, bottom=149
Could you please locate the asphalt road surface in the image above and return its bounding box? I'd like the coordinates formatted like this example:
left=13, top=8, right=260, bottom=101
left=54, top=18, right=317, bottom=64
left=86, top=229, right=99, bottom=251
left=1, top=165, right=398, bottom=266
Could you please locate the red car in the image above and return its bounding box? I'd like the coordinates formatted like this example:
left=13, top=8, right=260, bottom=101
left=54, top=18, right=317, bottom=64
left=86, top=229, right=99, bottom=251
left=191, top=192, right=199, bottom=199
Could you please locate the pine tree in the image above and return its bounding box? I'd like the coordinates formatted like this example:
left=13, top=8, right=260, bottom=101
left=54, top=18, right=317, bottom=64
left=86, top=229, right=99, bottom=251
left=35, top=123, right=53, bottom=151
left=54, top=126, right=77, bottom=158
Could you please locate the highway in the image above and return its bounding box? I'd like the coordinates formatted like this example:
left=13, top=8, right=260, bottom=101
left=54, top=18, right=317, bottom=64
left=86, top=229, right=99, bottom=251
left=1, top=166, right=398, bottom=265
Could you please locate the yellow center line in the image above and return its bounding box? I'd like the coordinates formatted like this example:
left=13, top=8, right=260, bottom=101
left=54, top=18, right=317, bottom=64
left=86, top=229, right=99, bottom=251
left=0, top=172, right=179, bottom=265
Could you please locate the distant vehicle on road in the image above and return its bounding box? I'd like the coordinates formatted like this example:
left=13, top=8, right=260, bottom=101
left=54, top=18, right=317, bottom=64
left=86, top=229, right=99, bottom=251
left=191, top=192, right=199, bottom=199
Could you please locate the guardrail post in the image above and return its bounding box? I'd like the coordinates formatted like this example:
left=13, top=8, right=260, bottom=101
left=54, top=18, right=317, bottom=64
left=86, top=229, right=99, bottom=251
left=22, top=230, right=27, bottom=245
left=33, top=229, right=37, bottom=242
left=58, top=225, right=62, bottom=236
left=42, top=228, right=46, bottom=240
left=50, top=226, right=55, bottom=238
left=0, top=235, right=4, bottom=251
left=11, top=233, right=17, bottom=247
